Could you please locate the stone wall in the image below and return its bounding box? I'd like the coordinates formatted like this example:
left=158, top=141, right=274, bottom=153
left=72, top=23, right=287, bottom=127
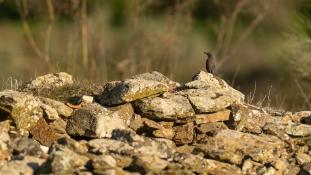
left=0, top=71, right=310, bottom=174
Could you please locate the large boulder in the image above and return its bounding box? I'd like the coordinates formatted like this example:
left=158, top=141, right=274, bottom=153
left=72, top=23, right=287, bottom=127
left=134, top=93, right=195, bottom=121
left=0, top=90, right=43, bottom=131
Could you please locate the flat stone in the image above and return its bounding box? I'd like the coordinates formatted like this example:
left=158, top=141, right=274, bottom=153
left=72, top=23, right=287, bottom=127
left=40, top=97, right=73, bottom=118
left=30, top=118, right=61, bottom=146
left=196, top=122, right=228, bottom=136
left=134, top=94, right=195, bottom=121
left=195, top=109, right=230, bottom=124
left=98, top=78, right=169, bottom=106
left=89, top=130, right=174, bottom=159
left=173, top=122, right=194, bottom=145
left=195, top=130, right=286, bottom=165
left=0, top=90, right=43, bottom=131
left=66, top=104, right=127, bottom=138
left=0, top=156, right=45, bottom=175
left=178, top=88, right=243, bottom=113
left=25, top=72, right=73, bottom=90
left=174, top=153, right=241, bottom=175
left=132, top=71, right=180, bottom=90
left=264, top=122, right=311, bottom=137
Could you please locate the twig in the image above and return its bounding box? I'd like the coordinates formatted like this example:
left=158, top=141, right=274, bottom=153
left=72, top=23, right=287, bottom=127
left=295, top=79, right=311, bottom=109
left=44, top=0, right=55, bottom=63
left=16, top=0, right=54, bottom=71
left=81, top=0, right=89, bottom=68
left=223, top=0, right=247, bottom=55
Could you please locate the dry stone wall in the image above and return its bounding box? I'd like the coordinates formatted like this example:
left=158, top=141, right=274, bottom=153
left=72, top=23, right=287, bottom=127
left=0, top=71, right=310, bottom=174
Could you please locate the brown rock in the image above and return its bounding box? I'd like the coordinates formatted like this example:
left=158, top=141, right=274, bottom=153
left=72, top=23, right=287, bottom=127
left=196, top=122, right=228, bottom=136
left=30, top=118, right=61, bottom=146
left=0, top=120, right=11, bottom=163
left=195, top=109, right=230, bottom=124
left=173, top=123, right=194, bottom=145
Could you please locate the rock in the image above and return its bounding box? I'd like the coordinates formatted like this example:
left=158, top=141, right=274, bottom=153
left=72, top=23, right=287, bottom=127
left=40, top=97, right=73, bottom=118
left=135, top=118, right=175, bottom=139
left=132, top=71, right=180, bottom=90
left=129, top=114, right=144, bottom=131
left=91, top=155, right=117, bottom=171
left=25, top=72, right=73, bottom=90
left=264, top=122, right=311, bottom=137
left=195, top=130, right=286, bottom=165
left=302, top=163, right=311, bottom=174
left=231, top=104, right=272, bottom=133
left=109, top=154, right=133, bottom=168
left=173, top=122, right=194, bottom=145
left=51, top=137, right=88, bottom=154
left=0, top=90, right=43, bottom=131
left=174, top=153, right=241, bottom=174
left=196, top=122, right=228, bottom=136
left=177, top=88, right=243, bottom=113
left=49, top=118, right=67, bottom=134
left=0, top=156, right=45, bottom=175
left=0, top=121, right=11, bottom=163
left=81, top=95, right=94, bottom=103
left=175, top=145, right=194, bottom=154
left=133, top=155, right=168, bottom=173
left=98, top=78, right=169, bottom=106
left=292, top=111, right=311, bottom=123
left=30, top=118, right=61, bottom=146
left=186, top=71, right=228, bottom=89
left=89, top=130, right=174, bottom=159
left=40, top=103, right=59, bottom=120
left=11, top=136, right=43, bottom=158
left=109, top=103, right=134, bottom=126
left=153, top=128, right=175, bottom=139
left=185, top=71, right=244, bottom=100
left=296, top=153, right=311, bottom=165
left=66, top=104, right=127, bottom=138
left=195, top=109, right=231, bottom=124
left=48, top=148, right=89, bottom=174
left=134, top=93, right=195, bottom=121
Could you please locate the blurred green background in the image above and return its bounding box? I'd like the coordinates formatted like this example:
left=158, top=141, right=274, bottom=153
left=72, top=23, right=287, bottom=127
left=0, top=0, right=310, bottom=110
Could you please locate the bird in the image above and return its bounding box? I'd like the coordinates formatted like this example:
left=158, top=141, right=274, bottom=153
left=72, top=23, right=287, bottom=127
left=204, top=52, right=216, bottom=74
